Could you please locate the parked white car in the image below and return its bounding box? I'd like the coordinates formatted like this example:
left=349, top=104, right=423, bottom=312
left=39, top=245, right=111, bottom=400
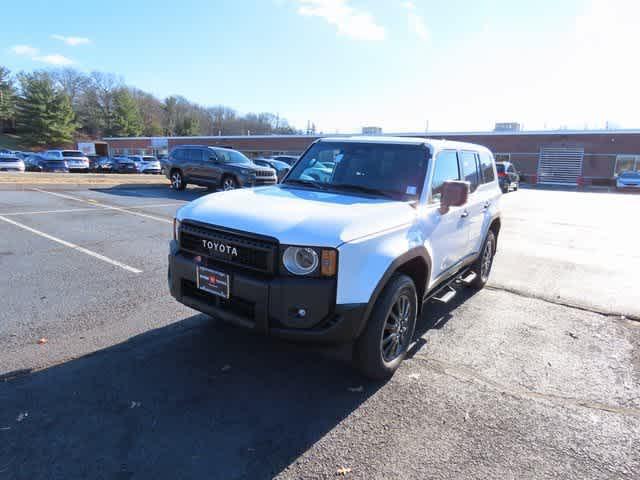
left=169, top=137, right=502, bottom=379
left=0, top=154, right=26, bottom=172
left=44, top=150, right=90, bottom=172
left=128, top=155, right=162, bottom=174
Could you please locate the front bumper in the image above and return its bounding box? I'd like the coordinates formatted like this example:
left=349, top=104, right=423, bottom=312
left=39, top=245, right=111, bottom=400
left=617, top=182, right=640, bottom=189
left=168, top=242, right=366, bottom=343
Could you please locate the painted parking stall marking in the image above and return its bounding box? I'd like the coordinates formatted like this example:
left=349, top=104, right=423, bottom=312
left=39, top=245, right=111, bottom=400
left=0, top=214, right=143, bottom=274
left=0, top=203, right=185, bottom=217
left=31, top=188, right=173, bottom=224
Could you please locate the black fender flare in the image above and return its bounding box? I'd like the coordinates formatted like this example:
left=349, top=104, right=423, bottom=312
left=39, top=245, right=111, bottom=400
left=355, top=246, right=432, bottom=339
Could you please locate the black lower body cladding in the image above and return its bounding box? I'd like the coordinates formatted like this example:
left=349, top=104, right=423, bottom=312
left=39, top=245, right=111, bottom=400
left=168, top=242, right=366, bottom=343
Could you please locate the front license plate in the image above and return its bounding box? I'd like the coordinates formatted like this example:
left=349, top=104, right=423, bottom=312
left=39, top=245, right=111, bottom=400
left=196, top=266, right=230, bottom=299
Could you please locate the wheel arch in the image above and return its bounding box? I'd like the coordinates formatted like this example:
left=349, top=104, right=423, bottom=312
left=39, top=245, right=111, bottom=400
left=355, top=247, right=431, bottom=339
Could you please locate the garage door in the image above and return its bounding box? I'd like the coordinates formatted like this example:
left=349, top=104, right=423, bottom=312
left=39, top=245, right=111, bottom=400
left=537, top=147, right=584, bottom=185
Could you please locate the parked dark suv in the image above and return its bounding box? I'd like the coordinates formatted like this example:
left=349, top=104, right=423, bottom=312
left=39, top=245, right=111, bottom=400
left=496, top=161, right=520, bottom=193
left=165, top=145, right=277, bottom=191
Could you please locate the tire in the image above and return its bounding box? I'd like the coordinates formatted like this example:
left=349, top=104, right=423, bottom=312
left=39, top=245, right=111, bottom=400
left=513, top=182, right=519, bottom=191
left=469, top=229, right=497, bottom=290
left=354, top=274, right=418, bottom=380
left=170, top=169, right=186, bottom=191
left=221, top=175, right=238, bottom=191
left=501, top=184, right=508, bottom=193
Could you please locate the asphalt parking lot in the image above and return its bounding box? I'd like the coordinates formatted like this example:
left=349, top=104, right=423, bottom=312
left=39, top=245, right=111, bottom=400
left=1, top=185, right=639, bottom=479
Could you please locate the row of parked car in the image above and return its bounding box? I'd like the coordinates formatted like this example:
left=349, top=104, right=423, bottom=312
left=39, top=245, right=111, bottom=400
left=0, top=149, right=163, bottom=174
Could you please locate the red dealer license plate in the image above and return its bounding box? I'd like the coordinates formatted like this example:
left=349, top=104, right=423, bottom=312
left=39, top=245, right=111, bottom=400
left=196, top=266, right=230, bottom=299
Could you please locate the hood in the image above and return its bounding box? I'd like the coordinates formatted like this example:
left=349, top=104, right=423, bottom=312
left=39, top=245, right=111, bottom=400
left=177, top=185, right=417, bottom=247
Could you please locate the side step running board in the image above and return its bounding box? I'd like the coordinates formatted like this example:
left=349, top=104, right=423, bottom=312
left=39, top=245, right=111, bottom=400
left=432, top=285, right=456, bottom=304
left=459, top=271, right=477, bottom=286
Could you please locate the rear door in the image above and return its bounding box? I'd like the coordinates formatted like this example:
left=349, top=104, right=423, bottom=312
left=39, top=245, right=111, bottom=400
left=459, top=151, right=486, bottom=256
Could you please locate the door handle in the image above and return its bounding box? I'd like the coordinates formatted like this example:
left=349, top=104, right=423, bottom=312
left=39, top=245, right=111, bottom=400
left=460, top=210, right=469, bottom=218
left=483, top=201, right=491, bottom=210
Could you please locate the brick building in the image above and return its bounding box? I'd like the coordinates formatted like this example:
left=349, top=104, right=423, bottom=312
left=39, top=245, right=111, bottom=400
left=105, top=129, right=640, bottom=186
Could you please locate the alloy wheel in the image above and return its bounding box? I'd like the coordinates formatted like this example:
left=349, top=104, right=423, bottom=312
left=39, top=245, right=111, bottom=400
left=171, top=172, right=182, bottom=189
left=480, top=235, right=494, bottom=282
left=222, top=178, right=236, bottom=191
left=380, top=294, right=412, bottom=362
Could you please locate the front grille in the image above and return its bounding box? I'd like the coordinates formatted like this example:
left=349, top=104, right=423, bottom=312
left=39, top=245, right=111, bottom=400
left=255, top=170, right=274, bottom=177
left=180, top=222, right=277, bottom=274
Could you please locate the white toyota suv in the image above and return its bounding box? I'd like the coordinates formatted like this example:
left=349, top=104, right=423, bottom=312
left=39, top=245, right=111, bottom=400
left=169, top=137, right=502, bottom=379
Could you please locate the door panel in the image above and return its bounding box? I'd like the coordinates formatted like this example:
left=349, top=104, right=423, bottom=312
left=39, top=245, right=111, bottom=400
left=459, top=151, right=486, bottom=255
left=427, top=150, right=471, bottom=284
left=200, top=150, right=223, bottom=185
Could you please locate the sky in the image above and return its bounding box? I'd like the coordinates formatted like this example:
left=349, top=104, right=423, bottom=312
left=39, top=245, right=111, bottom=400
left=1, top=0, right=639, bottom=134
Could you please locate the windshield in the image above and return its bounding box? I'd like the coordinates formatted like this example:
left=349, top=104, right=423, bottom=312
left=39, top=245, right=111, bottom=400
left=620, top=170, right=640, bottom=178
left=142, top=156, right=157, bottom=162
left=62, top=151, right=84, bottom=157
left=285, top=142, right=429, bottom=200
left=215, top=148, right=252, bottom=165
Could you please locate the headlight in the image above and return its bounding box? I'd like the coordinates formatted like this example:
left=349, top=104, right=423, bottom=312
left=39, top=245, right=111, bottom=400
left=240, top=169, right=251, bottom=175
left=283, top=247, right=319, bottom=275
left=173, top=218, right=181, bottom=241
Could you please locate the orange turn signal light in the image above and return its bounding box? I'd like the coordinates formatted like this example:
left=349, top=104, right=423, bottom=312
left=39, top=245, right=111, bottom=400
left=321, top=249, right=337, bottom=277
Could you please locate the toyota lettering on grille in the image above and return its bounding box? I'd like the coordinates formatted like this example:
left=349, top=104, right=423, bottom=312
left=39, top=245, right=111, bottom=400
left=202, top=239, right=238, bottom=257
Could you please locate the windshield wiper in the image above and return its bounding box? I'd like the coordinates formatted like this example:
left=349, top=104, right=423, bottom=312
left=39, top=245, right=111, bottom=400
left=329, top=183, right=397, bottom=200
left=283, top=178, right=327, bottom=190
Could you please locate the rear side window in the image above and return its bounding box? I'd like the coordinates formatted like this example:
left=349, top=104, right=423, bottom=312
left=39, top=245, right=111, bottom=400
left=460, top=151, right=480, bottom=192
left=172, top=149, right=184, bottom=161
left=479, top=152, right=495, bottom=183
left=430, top=150, right=460, bottom=202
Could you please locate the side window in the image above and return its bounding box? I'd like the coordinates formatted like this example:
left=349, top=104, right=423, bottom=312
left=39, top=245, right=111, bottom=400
left=479, top=151, right=495, bottom=183
left=190, top=149, right=204, bottom=162
left=430, top=150, right=460, bottom=202
left=216, top=150, right=230, bottom=163
left=172, top=149, right=184, bottom=161
left=460, top=151, right=480, bottom=192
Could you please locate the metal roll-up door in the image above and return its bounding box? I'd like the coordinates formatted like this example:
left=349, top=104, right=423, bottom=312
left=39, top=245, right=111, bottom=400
left=537, top=146, right=584, bottom=185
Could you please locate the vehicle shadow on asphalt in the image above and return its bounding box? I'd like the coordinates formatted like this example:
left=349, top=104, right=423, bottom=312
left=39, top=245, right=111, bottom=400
left=407, top=287, right=478, bottom=358
left=0, top=314, right=379, bottom=479
left=91, top=185, right=212, bottom=202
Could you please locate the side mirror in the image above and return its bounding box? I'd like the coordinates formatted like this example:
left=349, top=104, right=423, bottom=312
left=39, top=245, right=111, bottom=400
left=439, top=180, right=470, bottom=214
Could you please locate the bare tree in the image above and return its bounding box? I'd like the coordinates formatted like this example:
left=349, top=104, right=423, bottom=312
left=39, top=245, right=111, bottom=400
left=50, top=68, right=90, bottom=108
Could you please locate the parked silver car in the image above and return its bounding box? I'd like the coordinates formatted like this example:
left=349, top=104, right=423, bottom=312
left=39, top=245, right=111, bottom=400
left=0, top=154, right=26, bottom=172
left=128, top=155, right=162, bottom=174
left=616, top=171, right=640, bottom=190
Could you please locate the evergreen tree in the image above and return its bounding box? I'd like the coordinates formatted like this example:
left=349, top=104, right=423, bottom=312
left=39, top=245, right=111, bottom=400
left=0, top=66, right=15, bottom=125
left=111, top=88, right=143, bottom=137
left=176, top=116, right=200, bottom=136
left=16, top=72, right=77, bottom=147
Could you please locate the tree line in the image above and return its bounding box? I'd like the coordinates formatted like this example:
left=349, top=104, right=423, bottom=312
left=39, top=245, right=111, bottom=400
left=0, top=66, right=299, bottom=148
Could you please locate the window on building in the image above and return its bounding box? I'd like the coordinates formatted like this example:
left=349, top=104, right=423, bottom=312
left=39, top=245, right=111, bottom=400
left=479, top=151, right=495, bottom=183
left=460, top=151, right=480, bottom=192
left=614, top=155, right=640, bottom=176
left=430, top=150, right=460, bottom=202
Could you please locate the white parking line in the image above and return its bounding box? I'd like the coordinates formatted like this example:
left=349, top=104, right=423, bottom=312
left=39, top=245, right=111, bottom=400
left=0, top=203, right=185, bottom=217
left=31, top=188, right=173, bottom=224
left=0, top=215, right=143, bottom=274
